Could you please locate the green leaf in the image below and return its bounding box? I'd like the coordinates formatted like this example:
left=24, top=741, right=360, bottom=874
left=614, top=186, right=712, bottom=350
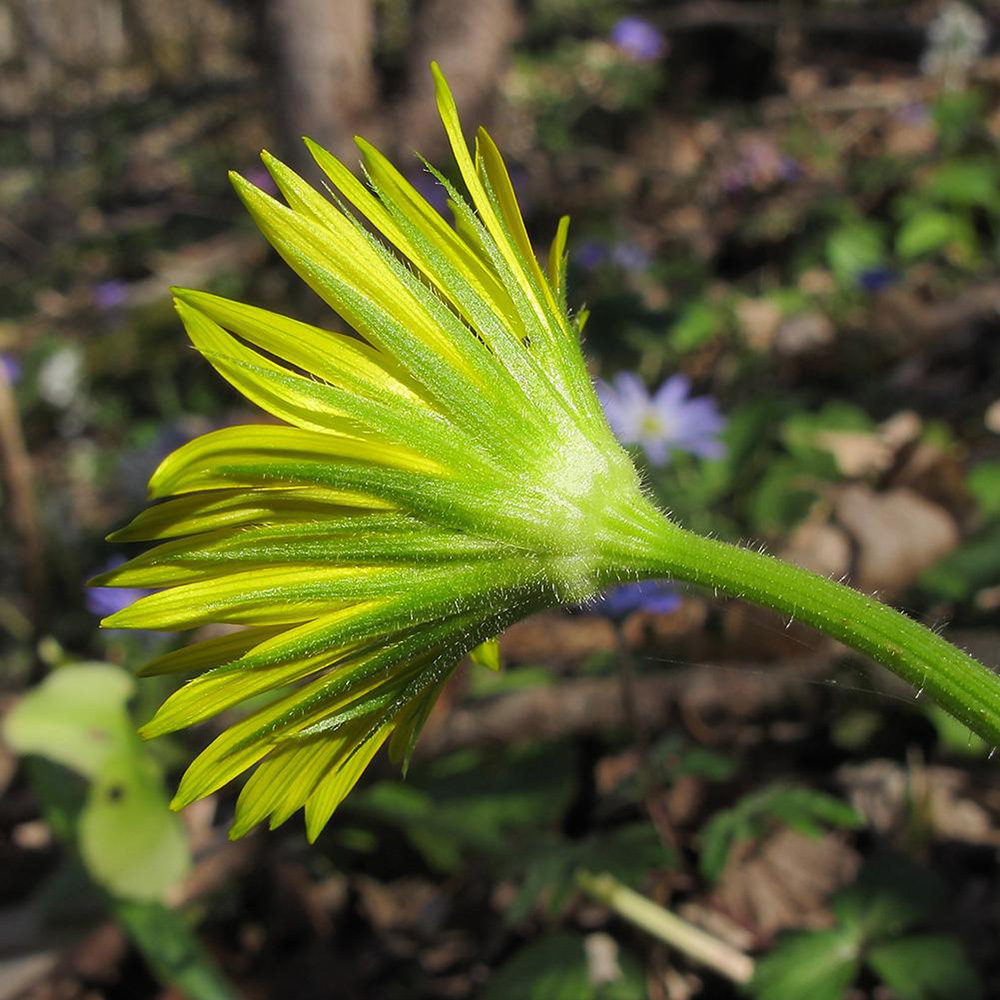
left=918, top=522, right=1000, bottom=602
left=699, top=786, right=862, bottom=883
left=831, top=857, right=946, bottom=940
left=968, top=460, right=1000, bottom=519
left=926, top=704, right=989, bottom=757
left=6, top=663, right=191, bottom=902
left=669, top=301, right=728, bottom=353
left=825, top=221, right=885, bottom=283
left=895, top=209, right=965, bottom=260
left=931, top=90, right=987, bottom=152
left=698, top=811, right=742, bottom=883
left=3, top=664, right=135, bottom=779
left=482, top=932, right=646, bottom=1000
left=80, top=751, right=191, bottom=901
left=467, top=664, right=555, bottom=698
left=606, top=734, right=737, bottom=809
left=507, top=824, right=674, bottom=924
left=781, top=402, right=875, bottom=460
left=923, top=159, right=1000, bottom=213
left=867, top=934, right=982, bottom=1000
left=746, top=458, right=825, bottom=534
left=749, top=928, right=859, bottom=1000
left=355, top=743, right=575, bottom=872
left=113, top=899, right=240, bottom=1000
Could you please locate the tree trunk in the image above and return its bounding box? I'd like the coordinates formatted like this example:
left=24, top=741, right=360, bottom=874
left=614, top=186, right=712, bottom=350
left=265, top=0, right=376, bottom=171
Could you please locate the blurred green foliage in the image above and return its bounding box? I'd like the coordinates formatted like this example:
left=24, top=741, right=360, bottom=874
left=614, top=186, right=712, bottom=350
left=751, top=857, right=982, bottom=1000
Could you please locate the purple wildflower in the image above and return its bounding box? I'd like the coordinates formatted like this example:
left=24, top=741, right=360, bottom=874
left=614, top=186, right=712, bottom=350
left=574, top=240, right=610, bottom=271
left=593, top=579, right=681, bottom=620
left=778, top=156, right=802, bottom=182
left=574, top=240, right=649, bottom=273
left=611, top=241, right=650, bottom=273
left=245, top=165, right=279, bottom=196
left=93, top=280, right=128, bottom=311
left=597, top=372, right=725, bottom=466
left=86, top=556, right=152, bottom=620
left=610, top=16, right=667, bottom=62
left=721, top=139, right=799, bottom=194
left=1, top=354, right=21, bottom=384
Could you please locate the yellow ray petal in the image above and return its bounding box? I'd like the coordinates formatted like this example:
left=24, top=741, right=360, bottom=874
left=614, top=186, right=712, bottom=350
left=147, top=424, right=444, bottom=499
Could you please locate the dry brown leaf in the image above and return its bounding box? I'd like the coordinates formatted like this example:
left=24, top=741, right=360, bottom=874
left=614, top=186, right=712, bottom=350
left=711, top=828, right=860, bottom=938
left=773, top=311, right=835, bottom=355
left=500, top=611, right=617, bottom=666
left=736, top=298, right=783, bottom=352
left=813, top=410, right=921, bottom=479
left=837, top=759, right=1000, bottom=846
left=782, top=520, right=852, bottom=580
left=354, top=876, right=448, bottom=939
left=835, top=485, right=958, bottom=594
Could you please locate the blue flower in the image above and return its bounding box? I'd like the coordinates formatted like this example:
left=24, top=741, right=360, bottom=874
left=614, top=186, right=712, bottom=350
left=856, top=267, right=898, bottom=293
left=593, top=579, right=681, bottom=620
left=597, top=372, right=725, bottom=466
left=86, top=556, right=152, bottom=619
left=610, top=16, right=667, bottom=62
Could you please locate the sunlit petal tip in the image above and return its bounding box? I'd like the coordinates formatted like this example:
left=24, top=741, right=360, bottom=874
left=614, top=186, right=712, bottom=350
left=100, top=608, right=132, bottom=630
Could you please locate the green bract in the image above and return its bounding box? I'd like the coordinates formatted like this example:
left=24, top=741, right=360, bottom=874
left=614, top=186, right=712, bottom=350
left=96, top=65, right=667, bottom=840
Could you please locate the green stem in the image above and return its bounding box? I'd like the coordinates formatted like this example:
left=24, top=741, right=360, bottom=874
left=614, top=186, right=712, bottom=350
left=610, top=509, right=1000, bottom=747
left=575, top=870, right=754, bottom=984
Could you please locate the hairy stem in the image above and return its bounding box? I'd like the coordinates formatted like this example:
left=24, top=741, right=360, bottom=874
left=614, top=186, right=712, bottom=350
left=610, top=509, right=1000, bottom=747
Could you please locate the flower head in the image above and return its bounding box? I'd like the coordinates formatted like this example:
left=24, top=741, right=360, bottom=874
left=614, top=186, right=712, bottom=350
left=610, top=17, right=667, bottom=62
left=96, top=65, right=672, bottom=840
left=597, top=372, right=725, bottom=466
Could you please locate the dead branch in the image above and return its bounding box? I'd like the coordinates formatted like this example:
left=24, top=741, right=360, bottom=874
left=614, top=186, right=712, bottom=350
left=416, top=652, right=836, bottom=760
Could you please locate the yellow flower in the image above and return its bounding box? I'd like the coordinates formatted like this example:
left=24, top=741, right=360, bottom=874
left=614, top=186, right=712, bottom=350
left=95, top=64, right=1000, bottom=841
left=95, top=65, right=666, bottom=840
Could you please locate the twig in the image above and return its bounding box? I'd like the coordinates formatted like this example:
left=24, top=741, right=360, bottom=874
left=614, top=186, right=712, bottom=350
left=0, top=362, right=45, bottom=623
left=416, top=651, right=835, bottom=759
left=575, top=870, right=754, bottom=985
